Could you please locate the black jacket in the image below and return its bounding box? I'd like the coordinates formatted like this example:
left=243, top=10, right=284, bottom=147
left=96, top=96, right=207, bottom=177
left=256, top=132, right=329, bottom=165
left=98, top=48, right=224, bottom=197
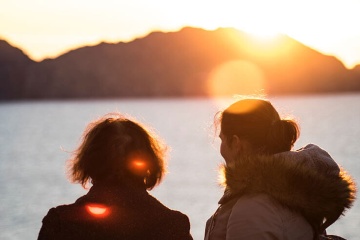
left=38, top=182, right=193, bottom=240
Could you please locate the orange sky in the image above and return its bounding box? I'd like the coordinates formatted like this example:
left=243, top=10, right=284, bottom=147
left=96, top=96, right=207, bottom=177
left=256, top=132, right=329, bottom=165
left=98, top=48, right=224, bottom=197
left=1, top=0, right=359, bottom=69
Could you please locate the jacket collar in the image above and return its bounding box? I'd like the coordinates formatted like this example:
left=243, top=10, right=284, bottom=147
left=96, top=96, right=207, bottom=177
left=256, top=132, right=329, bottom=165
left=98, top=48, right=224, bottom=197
left=76, top=181, right=148, bottom=205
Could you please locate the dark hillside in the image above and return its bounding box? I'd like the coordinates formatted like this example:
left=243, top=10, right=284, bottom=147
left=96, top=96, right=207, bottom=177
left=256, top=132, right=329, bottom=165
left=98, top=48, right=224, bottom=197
left=1, top=27, right=359, bottom=100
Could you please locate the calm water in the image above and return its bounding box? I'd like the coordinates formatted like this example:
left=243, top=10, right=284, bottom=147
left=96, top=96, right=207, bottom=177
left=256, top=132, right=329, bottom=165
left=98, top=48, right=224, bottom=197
left=0, top=94, right=359, bottom=240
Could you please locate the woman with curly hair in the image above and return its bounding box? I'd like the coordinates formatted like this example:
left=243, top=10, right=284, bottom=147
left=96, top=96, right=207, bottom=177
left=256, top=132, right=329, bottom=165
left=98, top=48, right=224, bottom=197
left=38, top=113, right=193, bottom=240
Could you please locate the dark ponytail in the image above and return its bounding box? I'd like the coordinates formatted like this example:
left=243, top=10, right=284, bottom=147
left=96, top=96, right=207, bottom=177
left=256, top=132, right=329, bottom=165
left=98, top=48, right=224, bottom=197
left=220, top=98, right=300, bottom=155
left=265, top=119, right=300, bottom=154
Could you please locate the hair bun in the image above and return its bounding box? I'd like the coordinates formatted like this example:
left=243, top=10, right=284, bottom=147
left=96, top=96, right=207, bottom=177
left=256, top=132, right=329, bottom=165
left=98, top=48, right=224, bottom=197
left=266, top=119, right=299, bottom=154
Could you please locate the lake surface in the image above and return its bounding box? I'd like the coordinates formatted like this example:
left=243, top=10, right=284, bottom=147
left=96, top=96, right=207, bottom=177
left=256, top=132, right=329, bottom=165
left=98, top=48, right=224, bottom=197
left=0, top=94, right=359, bottom=240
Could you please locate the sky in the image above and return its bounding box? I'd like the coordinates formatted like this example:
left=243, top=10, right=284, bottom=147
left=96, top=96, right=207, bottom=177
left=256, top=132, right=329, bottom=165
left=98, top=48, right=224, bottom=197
left=1, top=0, right=360, bottom=69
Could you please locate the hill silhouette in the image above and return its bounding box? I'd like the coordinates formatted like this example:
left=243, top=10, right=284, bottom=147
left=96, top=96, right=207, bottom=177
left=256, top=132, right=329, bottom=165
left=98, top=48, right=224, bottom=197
left=1, top=27, right=360, bottom=100
left=0, top=40, right=34, bottom=99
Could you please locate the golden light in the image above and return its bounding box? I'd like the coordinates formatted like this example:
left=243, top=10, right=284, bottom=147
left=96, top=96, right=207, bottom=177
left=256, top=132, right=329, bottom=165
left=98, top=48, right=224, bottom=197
left=235, top=16, right=283, bottom=43
left=2, top=0, right=360, bottom=68
left=224, top=96, right=267, bottom=115
left=217, top=164, right=226, bottom=187
left=207, top=60, right=266, bottom=97
left=85, top=204, right=110, bottom=217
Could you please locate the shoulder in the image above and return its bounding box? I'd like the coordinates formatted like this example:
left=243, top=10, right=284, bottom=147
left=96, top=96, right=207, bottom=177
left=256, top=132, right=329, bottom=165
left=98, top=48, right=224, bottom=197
left=39, top=202, right=83, bottom=230
left=41, top=204, right=78, bottom=224
left=228, top=194, right=312, bottom=239
left=39, top=203, right=77, bottom=223
left=225, top=194, right=284, bottom=239
left=161, top=210, right=193, bottom=240
left=44, top=202, right=83, bottom=219
left=41, top=207, right=60, bottom=223
left=145, top=195, right=192, bottom=239
left=165, top=209, right=192, bottom=232
left=169, top=209, right=191, bottom=225
left=233, top=194, right=280, bottom=213
left=149, top=194, right=191, bottom=225
left=230, top=194, right=283, bottom=227
left=38, top=207, right=62, bottom=240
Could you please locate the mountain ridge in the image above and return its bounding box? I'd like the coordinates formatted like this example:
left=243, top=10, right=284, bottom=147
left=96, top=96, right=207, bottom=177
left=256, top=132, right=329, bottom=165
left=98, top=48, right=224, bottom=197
left=1, top=27, right=360, bottom=100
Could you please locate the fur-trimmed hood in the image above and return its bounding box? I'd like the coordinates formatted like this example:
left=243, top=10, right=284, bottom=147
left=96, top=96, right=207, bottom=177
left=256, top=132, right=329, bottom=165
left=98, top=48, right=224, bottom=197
left=221, top=144, right=356, bottom=233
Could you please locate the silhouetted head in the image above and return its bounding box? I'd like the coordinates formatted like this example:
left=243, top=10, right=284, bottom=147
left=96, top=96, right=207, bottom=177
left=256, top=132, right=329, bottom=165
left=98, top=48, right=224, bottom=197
left=217, top=98, right=299, bottom=162
left=68, top=113, right=166, bottom=190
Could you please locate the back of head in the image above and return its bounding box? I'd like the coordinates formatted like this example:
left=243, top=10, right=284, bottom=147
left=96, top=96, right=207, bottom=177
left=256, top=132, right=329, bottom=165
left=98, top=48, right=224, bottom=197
left=69, top=113, right=166, bottom=190
left=220, top=98, right=299, bottom=154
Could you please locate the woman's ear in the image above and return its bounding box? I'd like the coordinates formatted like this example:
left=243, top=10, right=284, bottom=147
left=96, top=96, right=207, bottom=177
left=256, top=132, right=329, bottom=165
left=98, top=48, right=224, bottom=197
left=231, top=135, right=252, bottom=153
left=231, top=135, right=241, bottom=151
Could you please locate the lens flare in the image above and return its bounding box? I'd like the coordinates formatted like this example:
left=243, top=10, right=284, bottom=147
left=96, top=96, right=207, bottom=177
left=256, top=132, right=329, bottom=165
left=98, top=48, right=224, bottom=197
left=127, top=153, right=151, bottom=177
left=133, top=160, right=145, bottom=168
left=85, top=204, right=109, bottom=217
left=207, top=60, right=266, bottom=97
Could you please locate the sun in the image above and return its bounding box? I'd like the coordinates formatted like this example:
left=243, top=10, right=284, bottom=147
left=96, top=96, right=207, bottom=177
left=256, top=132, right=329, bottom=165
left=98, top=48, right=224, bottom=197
left=250, top=32, right=281, bottom=42
left=240, top=24, right=282, bottom=41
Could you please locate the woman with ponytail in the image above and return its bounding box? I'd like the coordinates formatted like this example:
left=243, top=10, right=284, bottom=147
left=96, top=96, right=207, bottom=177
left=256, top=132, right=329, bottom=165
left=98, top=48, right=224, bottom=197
left=204, top=98, right=356, bottom=240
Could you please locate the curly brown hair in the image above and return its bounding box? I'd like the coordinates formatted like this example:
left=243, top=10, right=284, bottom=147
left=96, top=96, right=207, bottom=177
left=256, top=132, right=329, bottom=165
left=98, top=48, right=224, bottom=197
left=68, top=113, right=167, bottom=190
